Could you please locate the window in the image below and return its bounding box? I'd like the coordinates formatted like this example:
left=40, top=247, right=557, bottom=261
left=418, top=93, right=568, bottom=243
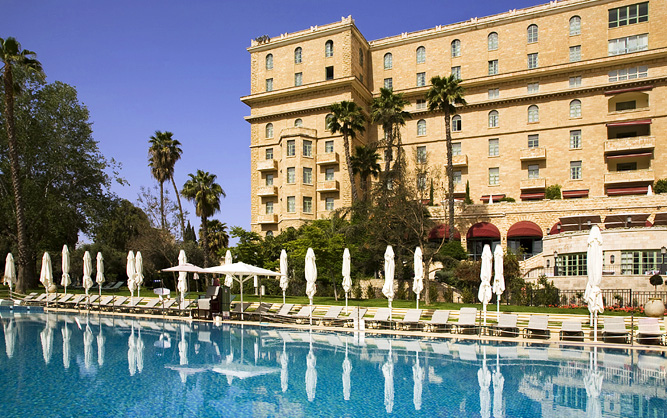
left=303, top=167, right=312, bottom=184
left=527, top=82, right=539, bottom=93
left=266, top=173, right=274, bottom=186
left=527, top=53, right=538, bottom=69
left=294, top=47, right=302, bottom=64
left=617, top=162, right=637, bottom=171
left=294, top=72, right=303, bottom=86
left=556, top=253, right=587, bottom=276
left=621, top=250, right=661, bottom=275
left=266, top=230, right=273, bottom=237
left=325, top=167, right=334, bottom=181
left=417, top=119, right=426, bottom=136
left=325, top=40, right=334, bottom=57
left=416, top=99, right=426, bottom=110
left=287, top=196, right=295, bottom=213
left=416, top=72, right=426, bottom=87
left=569, top=76, right=582, bottom=87
left=265, top=201, right=273, bottom=214
left=303, top=140, right=312, bottom=157
left=417, top=174, right=427, bottom=190
left=489, top=167, right=499, bottom=185
left=488, top=110, right=499, bottom=128
left=451, top=66, right=461, bottom=80
left=528, top=164, right=540, bottom=179
left=416, top=46, right=426, bottom=64
left=609, top=66, right=648, bottom=82
left=609, top=2, right=649, bottom=28
left=616, top=100, right=637, bottom=111
left=488, top=88, right=499, bottom=99
left=294, top=118, right=303, bottom=127
left=325, top=66, right=334, bottom=80
left=570, top=130, right=581, bottom=149
left=325, top=140, right=334, bottom=153
left=488, top=60, right=498, bottom=75
left=417, top=146, right=426, bottom=163
left=488, top=32, right=498, bottom=50
left=303, top=196, right=313, bottom=213
left=527, top=24, right=538, bottom=43
left=569, top=16, right=581, bottom=36
left=287, top=140, right=295, bottom=156
left=451, top=39, right=461, bottom=57
left=570, top=161, right=582, bottom=179
left=570, top=99, right=582, bottom=118
left=608, top=34, right=648, bottom=56
left=286, top=167, right=295, bottom=183
left=528, top=134, right=539, bottom=148
left=452, top=115, right=462, bottom=132
left=266, top=78, right=273, bottom=91
left=359, top=48, right=364, bottom=66
left=265, top=54, right=273, bottom=70
left=265, top=123, right=274, bottom=138
left=265, top=148, right=273, bottom=160
left=325, top=197, right=334, bottom=211
left=488, top=139, right=499, bottom=156
left=384, top=53, right=393, bottom=70
left=453, top=171, right=462, bottom=184
left=384, top=78, right=393, bottom=89
left=569, top=45, right=581, bottom=62
left=528, top=105, right=539, bottom=123
left=452, top=142, right=461, bottom=156
left=325, top=114, right=333, bottom=130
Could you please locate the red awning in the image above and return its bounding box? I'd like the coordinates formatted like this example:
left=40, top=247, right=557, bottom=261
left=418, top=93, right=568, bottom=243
left=606, top=186, right=649, bottom=196
left=606, top=152, right=653, bottom=159
left=428, top=224, right=461, bottom=240
left=507, top=221, right=543, bottom=238
left=466, top=222, right=501, bottom=239
left=520, top=192, right=545, bottom=200
left=562, top=189, right=589, bottom=199
left=654, top=213, right=667, bottom=226
left=606, top=119, right=652, bottom=127
left=549, top=222, right=562, bottom=235
left=604, top=85, right=653, bottom=96
left=479, top=194, right=506, bottom=203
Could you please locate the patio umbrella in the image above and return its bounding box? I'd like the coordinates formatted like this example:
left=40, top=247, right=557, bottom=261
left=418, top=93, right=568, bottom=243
left=478, top=245, right=493, bottom=325
left=305, top=248, right=317, bottom=326
left=492, top=350, right=504, bottom=418
left=382, top=346, right=394, bottom=414
left=82, top=251, right=94, bottom=297
left=382, top=246, right=395, bottom=320
left=647, top=184, right=653, bottom=196
left=40, top=320, right=54, bottom=365
left=342, top=248, right=352, bottom=313
left=585, top=347, right=603, bottom=418
left=127, top=251, right=137, bottom=298
left=135, top=251, right=144, bottom=298
left=128, top=324, right=137, bottom=376
left=177, top=250, right=188, bottom=304
left=61, top=320, right=71, bottom=369
left=342, top=340, right=351, bottom=401
left=413, top=247, right=424, bottom=309
left=4, top=253, right=16, bottom=296
left=280, top=342, right=289, bottom=393
left=224, top=250, right=233, bottom=288
left=280, top=249, right=289, bottom=304
left=96, top=252, right=105, bottom=298
left=40, top=252, right=56, bottom=296
left=61, top=245, right=71, bottom=294
left=4, top=319, right=16, bottom=359
left=305, top=336, right=317, bottom=402
left=478, top=347, right=491, bottom=418
left=493, top=245, right=505, bottom=318
left=585, top=225, right=604, bottom=342
left=97, top=324, right=105, bottom=367
left=413, top=352, right=424, bottom=411
left=84, top=323, right=94, bottom=370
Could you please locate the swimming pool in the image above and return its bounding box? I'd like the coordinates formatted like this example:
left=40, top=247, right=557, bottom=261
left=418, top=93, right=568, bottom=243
left=0, top=312, right=665, bottom=417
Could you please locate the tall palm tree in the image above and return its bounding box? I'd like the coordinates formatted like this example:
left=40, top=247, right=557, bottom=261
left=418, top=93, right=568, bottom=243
left=1, top=37, right=43, bottom=293
left=350, top=145, right=380, bottom=200
left=203, top=219, right=229, bottom=259
left=328, top=101, right=366, bottom=203
left=426, top=74, right=466, bottom=240
left=370, top=88, right=410, bottom=178
left=148, top=131, right=185, bottom=236
left=181, top=170, right=225, bottom=267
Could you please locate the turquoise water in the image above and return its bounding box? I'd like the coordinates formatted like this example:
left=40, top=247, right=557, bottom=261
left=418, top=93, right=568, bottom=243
left=0, top=311, right=666, bottom=417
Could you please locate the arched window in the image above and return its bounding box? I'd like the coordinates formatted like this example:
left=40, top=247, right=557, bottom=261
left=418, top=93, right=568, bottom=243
left=384, top=53, right=393, bottom=70
left=528, top=105, right=539, bottom=123
left=452, top=115, right=462, bottom=132
left=294, top=118, right=303, bottom=127
left=325, top=114, right=334, bottom=130
left=527, top=24, right=538, bottom=43
left=570, top=100, right=582, bottom=118
left=265, top=123, right=274, bottom=138
left=266, top=230, right=274, bottom=237
left=488, top=110, right=499, bottom=128
left=265, top=54, right=273, bottom=70
left=294, top=47, right=302, bottom=64
left=359, top=48, right=364, bottom=66
left=416, top=46, right=426, bottom=64
left=569, top=16, right=581, bottom=36
left=451, top=39, right=461, bottom=57
left=417, top=119, right=426, bottom=136
left=488, top=32, right=498, bottom=51
left=325, top=40, right=334, bottom=57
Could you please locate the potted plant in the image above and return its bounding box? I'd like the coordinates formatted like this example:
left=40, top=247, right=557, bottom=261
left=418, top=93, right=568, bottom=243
left=645, top=274, right=665, bottom=317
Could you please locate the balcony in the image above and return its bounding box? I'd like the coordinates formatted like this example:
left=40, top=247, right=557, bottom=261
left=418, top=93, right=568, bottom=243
left=520, top=177, right=546, bottom=190
left=316, top=152, right=339, bottom=165
left=317, top=180, right=340, bottom=192
left=520, top=147, right=547, bottom=161
left=604, top=136, right=655, bottom=154
left=452, top=154, right=468, bottom=167
left=257, top=214, right=278, bottom=224
left=257, top=186, right=278, bottom=196
left=257, top=159, right=278, bottom=172
left=604, top=169, right=654, bottom=185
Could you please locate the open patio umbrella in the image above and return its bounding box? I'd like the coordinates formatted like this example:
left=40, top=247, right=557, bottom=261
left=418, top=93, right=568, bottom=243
left=413, top=247, right=424, bottom=309
left=342, top=340, right=351, bottom=401
left=40, top=318, right=54, bottom=365
left=40, top=252, right=56, bottom=297
left=97, top=324, right=105, bottom=367
left=479, top=245, right=493, bottom=325
left=127, top=251, right=137, bottom=298
left=96, top=252, right=105, bottom=298
left=224, top=250, right=233, bottom=288
left=128, top=324, right=137, bottom=376
left=585, top=347, right=603, bottom=418
left=413, top=352, right=424, bottom=411
left=382, top=345, right=394, bottom=414
left=382, top=246, right=395, bottom=321
left=342, top=248, right=352, bottom=313
left=82, top=251, right=94, bottom=298
left=493, top=245, right=505, bottom=318
left=4, top=253, right=16, bottom=297
left=305, top=335, right=317, bottom=402
left=478, top=347, right=491, bottom=418
left=280, top=249, right=289, bottom=304
left=493, top=350, right=504, bottom=418
left=4, top=319, right=16, bottom=359
left=135, top=252, right=144, bottom=298
left=61, top=245, right=71, bottom=294
left=305, top=248, right=317, bottom=326
left=61, top=320, right=71, bottom=369
left=84, top=323, right=94, bottom=370
left=585, top=225, right=604, bottom=342
left=177, top=250, right=188, bottom=304
left=280, top=342, right=289, bottom=393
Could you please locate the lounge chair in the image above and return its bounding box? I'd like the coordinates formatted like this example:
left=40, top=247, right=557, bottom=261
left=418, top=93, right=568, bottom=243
left=54, top=293, right=73, bottom=307
left=247, top=302, right=273, bottom=320
left=101, top=281, right=117, bottom=290
left=63, top=294, right=86, bottom=308
left=317, top=305, right=343, bottom=326
left=602, top=316, right=630, bottom=343
left=366, top=308, right=392, bottom=329
left=26, top=293, right=47, bottom=306
left=636, top=318, right=664, bottom=345
left=230, top=302, right=252, bottom=319
left=118, top=297, right=143, bottom=312
left=491, top=313, right=519, bottom=337
left=559, top=320, right=584, bottom=341
left=423, top=310, right=450, bottom=332
left=107, top=282, right=124, bottom=291
left=523, top=315, right=550, bottom=339
left=453, top=308, right=478, bottom=334
left=136, top=298, right=161, bottom=313
left=277, top=305, right=315, bottom=323
left=94, top=295, right=115, bottom=311
left=19, top=292, right=38, bottom=303
left=272, top=303, right=295, bottom=317
left=169, top=299, right=195, bottom=316
left=341, top=307, right=368, bottom=327
left=398, top=309, right=422, bottom=330
left=159, top=298, right=177, bottom=314
left=111, top=296, right=129, bottom=311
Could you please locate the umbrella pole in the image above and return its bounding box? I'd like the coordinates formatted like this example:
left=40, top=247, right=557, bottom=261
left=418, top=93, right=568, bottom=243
left=282, top=290, right=285, bottom=305
left=416, top=293, right=419, bottom=310
left=345, top=293, right=348, bottom=313
left=240, top=277, right=244, bottom=321
left=309, top=298, right=313, bottom=326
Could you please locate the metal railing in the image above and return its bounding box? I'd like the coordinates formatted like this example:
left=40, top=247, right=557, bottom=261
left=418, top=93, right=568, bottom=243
left=503, top=287, right=667, bottom=308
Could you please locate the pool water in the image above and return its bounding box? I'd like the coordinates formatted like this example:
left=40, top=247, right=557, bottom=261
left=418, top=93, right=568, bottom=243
left=0, top=312, right=665, bottom=417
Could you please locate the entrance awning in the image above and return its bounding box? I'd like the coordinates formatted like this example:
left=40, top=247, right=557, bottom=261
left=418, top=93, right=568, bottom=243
left=466, top=222, right=501, bottom=239
left=507, top=221, right=543, bottom=238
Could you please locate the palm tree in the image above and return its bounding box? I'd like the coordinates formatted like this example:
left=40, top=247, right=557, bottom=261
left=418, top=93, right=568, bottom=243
left=203, top=219, right=229, bottom=259
left=350, top=145, right=380, bottom=200
left=426, top=74, right=466, bottom=240
left=370, top=88, right=410, bottom=178
left=181, top=170, right=225, bottom=267
left=1, top=37, right=43, bottom=293
left=148, top=131, right=185, bottom=236
left=328, top=101, right=366, bottom=203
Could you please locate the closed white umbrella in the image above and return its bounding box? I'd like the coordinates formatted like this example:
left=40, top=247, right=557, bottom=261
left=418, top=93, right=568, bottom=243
left=61, top=245, right=71, bottom=294
left=413, top=247, right=424, bottom=309
left=82, top=251, right=94, bottom=297
left=585, top=225, right=604, bottom=342
left=305, top=338, right=317, bottom=402
left=84, top=324, right=94, bottom=370
left=342, top=341, right=352, bottom=401
left=40, top=320, right=54, bottom=365
left=585, top=347, right=603, bottom=418
left=96, top=252, right=105, bottom=298
left=224, top=250, right=233, bottom=288
left=647, top=184, right=653, bottom=196
left=493, top=245, right=505, bottom=318
left=40, top=252, right=55, bottom=296
left=382, top=347, right=394, bottom=414
left=280, top=342, right=289, bottom=393
left=4, top=319, right=16, bottom=359
left=61, top=321, right=71, bottom=369
left=177, top=250, right=188, bottom=304
left=127, top=251, right=137, bottom=298
left=97, top=325, right=105, bottom=367
left=4, top=253, right=16, bottom=296
left=478, top=245, right=493, bottom=325
left=128, top=324, right=137, bottom=376
left=492, top=350, right=504, bottom=418
left=382, top=246, right=395, bottom=321
left=478, top=347, right=491, bottom=418
left=280, top=249, right=289, bottom=304
left=413, top=352, right=424, bottom=411
left=305, top=248, right=317, bottom=326
left=342, top=248, right=352, bottom=313
left=135, top=251, right=144, bottom=298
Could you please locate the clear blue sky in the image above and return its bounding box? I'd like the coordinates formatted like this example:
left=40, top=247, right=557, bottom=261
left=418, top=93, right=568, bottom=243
left=5, top=0, right=543, bottom=242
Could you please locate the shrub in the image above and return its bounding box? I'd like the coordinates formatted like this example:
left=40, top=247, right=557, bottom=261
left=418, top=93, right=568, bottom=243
left=464, top=180, right=473, bottom=204
left=438, top=241, right=467, bottom=261
left=649, top=274, right=663, bottom=291
left=461, top=288, right=475, bottom=303
left=366, top=283, right=375, bottom=299
left=499, top=197, right=515, bottom=202
left=442, top=286, right=454, bottom=303
left=545, top=184, right=562, bottom=200
left=352, top=280, right=362, bottom=299
left=654, top=179, right=667, bottom=194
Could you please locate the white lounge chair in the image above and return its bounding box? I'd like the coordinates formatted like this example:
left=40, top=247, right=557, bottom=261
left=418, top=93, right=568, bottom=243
left=398, top=309, right=422, bottom=330
left=453, top=308, right=478, bottom=334
left=559, top=320, right=584, bottom=341
left=423, top=310, right=450, bottom=332
left=523, top=315, right=550, bottom=339
left=636, top=318, right=664, bottom=345
left=492, top=313, right=518, bottom=337
left=602, top=316, right=630, bottom=343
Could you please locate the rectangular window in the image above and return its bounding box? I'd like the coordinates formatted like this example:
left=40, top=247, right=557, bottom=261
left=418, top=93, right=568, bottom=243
left=528, top=134, right=539, bottom=148
left=609, top=66, right=648, bottom=82
left=488, top=60, right=498, bottom=75
left=384, top=78, right=393, bottom=89
left=265, top=201, right=273, bottom=214
left=303, top=197, right=312, bottom=213
left=325, top=140, right=334, bottom=153
left=294, top=72, right=303, bottom=86
left=265, top=148, right=273, bottom=160
left=569, top=45, right=581, bottom=62
left=616, top=100, right=637, bottom=111
left=325, top=66, right=334, bottom=80
left=287, top=140, right=295, bottom=157
left=287, top=196, right=295, bottom=213
left=609, top=2, right=649, bottom=28
left=452, top=142, right=462, bottom=156
left=416, top=72, right=426, bottom=87
left=608, top=34, right=648, bottom=56
left=570, top=161, right=582, bottom=180
left=488, top=139, right=499, bottom=157
left=266, top=78, right=273, bottom=91
left=417, top=146, right=426, bottom=163
left=303, top=140, right=312, bottom=157
left=621, top=250, right=660, bottom=275
left=286, top=167, right=295, bottom=183
left=325, top=168, right=334, bottom=181
left=488, top=88, right=499, bottom=99
left=569, top=76, right=582, bottom=87
left=527, top=82, right=539, bottom=93
left=325, top=197, right=334, bottom=211
left=489, top=167, right=499, bottom=186
left=416, top=99, right=426, bottom=110
left=417, top=174, right=427, bottom=190
left=527, top=53, right=538, bottom=69
left=453, top=171, right=462, bottom=184
left=451, top=66, right=461, bottom=80
left=617, top=162, right=637, bottom=171
left=570, top=130, right=582, bottom=149
left=265, top=173, right=274, bottom=186
left=557, top=253, right=588, bottom=276
left=303, top=167, right=312, bottom=184
left=528, top=164, right=540, bottom=179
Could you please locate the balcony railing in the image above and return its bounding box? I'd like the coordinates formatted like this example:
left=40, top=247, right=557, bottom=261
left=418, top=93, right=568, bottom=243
left=452, top=154, right=468, bottom=167
left=520, top=177, right=546, bottom=190
left=257, top=214, right=278, bottom=224
left=316, top=152, right=339, bottom=165
left=604, top=169, right=654, bottom=185
left=519, top=147, right=547, bottom=161
left=257, top=186, right=278, bottom=196
left=317, top=180, right=339, bottom=192
left=604, top=136, right=655, bottom=153
left=256, top=159, right=278, bottom=171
